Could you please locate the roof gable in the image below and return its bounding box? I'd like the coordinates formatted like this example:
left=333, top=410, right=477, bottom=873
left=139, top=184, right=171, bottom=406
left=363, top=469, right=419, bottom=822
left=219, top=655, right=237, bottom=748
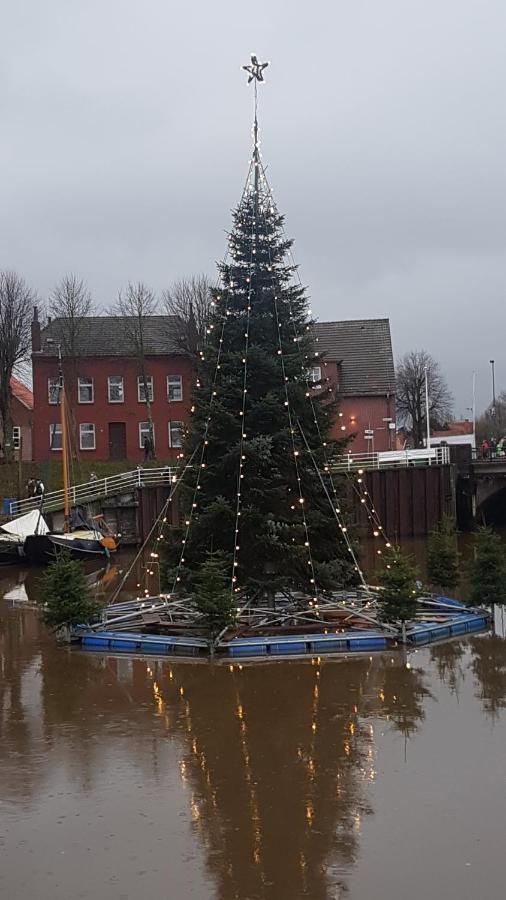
left=313, top=318, right=395, bottom=396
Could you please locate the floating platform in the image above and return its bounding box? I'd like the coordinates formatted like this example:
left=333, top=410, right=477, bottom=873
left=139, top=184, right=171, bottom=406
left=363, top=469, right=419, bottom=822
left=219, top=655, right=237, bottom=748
left=406, top=612, right=490, bottom=645
left=77, top=604, right=490, bottom=660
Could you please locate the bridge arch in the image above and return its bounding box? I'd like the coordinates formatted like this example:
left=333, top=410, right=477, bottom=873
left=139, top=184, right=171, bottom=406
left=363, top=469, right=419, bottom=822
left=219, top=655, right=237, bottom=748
left=476, top=478, right=506, bottom=526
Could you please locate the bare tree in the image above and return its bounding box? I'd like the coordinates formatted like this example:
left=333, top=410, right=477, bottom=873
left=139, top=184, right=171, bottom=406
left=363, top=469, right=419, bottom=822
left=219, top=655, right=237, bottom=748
left=49, top=274, right=94, bottom=410
left=476, top=391, right=506, bottom=444
left=162, top=274, right=213, bottom=355
left=111, top=282, right=158, bottom=454
left=396, top=349, right=453, bottom=447
left=49, top=274, right=94, bottom=358
left=0, top=271, right=35, bottom=462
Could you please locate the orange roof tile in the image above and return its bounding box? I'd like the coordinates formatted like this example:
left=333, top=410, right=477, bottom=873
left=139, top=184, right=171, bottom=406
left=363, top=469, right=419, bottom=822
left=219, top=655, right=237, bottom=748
left=11, top=376, right=33, bottom=410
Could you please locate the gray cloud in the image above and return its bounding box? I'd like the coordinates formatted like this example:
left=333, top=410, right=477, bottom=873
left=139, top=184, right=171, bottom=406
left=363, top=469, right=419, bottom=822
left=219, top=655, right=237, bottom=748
left=2, top=0, right=506, bottom=413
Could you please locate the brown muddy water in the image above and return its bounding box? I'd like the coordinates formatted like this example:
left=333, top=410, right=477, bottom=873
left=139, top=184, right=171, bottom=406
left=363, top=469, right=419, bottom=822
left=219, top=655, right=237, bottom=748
left=1, top=556, right=506, bottom=899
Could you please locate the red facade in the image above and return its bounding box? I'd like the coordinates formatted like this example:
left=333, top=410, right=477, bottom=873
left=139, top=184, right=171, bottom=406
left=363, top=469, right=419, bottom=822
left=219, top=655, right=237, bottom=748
left=314, top=361, right=395, bottom=454
left=32, top=355, right=194, bottom=462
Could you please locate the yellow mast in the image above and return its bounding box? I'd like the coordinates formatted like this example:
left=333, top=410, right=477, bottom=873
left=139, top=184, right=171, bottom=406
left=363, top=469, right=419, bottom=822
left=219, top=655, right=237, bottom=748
left=58, top=353, right=71, bottom=533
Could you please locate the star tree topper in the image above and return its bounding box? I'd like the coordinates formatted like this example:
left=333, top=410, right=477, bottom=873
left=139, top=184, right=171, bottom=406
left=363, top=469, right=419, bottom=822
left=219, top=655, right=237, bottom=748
left=242, top=54, right=269, bottom=83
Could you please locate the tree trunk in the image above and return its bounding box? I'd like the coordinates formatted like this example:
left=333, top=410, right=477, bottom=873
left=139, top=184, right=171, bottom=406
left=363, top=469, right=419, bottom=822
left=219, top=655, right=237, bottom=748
left=0, top=381, right=13, bottom=464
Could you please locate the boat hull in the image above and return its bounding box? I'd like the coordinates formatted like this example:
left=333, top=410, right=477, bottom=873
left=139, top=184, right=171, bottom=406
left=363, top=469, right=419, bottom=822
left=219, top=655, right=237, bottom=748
left=23, top=533, right=114, bottom=564
left=49, top=534, right=110, bottom=559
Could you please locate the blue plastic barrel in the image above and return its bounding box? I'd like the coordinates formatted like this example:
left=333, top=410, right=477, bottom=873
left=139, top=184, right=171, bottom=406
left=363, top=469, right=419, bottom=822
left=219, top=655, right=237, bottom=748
left=2, top=498, right=15, bottom=515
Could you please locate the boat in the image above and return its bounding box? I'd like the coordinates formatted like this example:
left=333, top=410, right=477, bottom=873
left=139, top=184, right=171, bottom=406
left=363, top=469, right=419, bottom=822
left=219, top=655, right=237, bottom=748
left=23, top=361, right=119, bottom=565
left=0, top=509, right=50, bottom=564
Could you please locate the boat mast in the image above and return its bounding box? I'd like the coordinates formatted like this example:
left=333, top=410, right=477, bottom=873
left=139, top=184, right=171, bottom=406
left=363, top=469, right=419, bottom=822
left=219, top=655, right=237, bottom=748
left=58, top=347, right=71, bottom=533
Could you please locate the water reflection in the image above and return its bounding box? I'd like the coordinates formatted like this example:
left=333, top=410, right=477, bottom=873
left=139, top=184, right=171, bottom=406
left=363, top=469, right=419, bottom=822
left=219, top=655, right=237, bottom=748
left=2, top=562, right=506, bottom=899
left=1, top=585, right=431, bottom=899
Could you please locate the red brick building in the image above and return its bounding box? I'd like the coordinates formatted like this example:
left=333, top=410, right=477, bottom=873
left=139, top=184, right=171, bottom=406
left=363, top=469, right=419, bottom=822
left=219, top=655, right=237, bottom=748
left=31, top=314, right=193, bottom=462
left=1, top=377, right=34, bottom=461
left=313, top=319, right=396, bottom=454
left=31, top=312, right=396, bottom=462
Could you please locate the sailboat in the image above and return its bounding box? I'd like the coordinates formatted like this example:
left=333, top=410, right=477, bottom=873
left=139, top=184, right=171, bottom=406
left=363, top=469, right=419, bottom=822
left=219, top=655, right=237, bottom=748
left=0, top=509, right=49, bottom=564
left=23, top=363, right=119, bottom=564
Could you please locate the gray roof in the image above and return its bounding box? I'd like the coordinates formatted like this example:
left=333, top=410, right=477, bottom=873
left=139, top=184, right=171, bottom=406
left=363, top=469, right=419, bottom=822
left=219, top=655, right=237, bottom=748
left=313, top=318, right=395, bottom=396
left=36, top=315, right=186, bottom=357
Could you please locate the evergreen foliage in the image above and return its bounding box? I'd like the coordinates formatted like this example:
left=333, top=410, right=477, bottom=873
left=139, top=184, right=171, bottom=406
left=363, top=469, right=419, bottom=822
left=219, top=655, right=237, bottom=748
left=468, top=526, right=506, bottom=607
left=163, top=172, right=358, bottom=601
left=37, top=549, right=102, bottom=629
left=194, top=551, right=235, bottom=640
left=427, top=515, right=460, bottom=592
left=377, top=548, right=418, bottom=623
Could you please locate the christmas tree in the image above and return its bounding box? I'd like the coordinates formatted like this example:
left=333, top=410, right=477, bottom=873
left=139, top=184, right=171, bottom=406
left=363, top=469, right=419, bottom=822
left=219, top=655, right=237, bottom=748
left=37, top=549, right=102, bottom=630
left=377, top=548, right=418, bottom=624
left=468, top=526, right=506, bottom=608
left=194, top=552, right=235, bottom=641
left=427, top=515, right=460, bottom=593
left=163, top=58, right=359, bottom=605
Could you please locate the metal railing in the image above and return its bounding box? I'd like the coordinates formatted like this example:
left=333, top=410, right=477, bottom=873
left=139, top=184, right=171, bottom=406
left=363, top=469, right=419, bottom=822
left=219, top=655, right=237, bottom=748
left=333, top=446, right=450, bottom=472
left=9, top=467, right=178, bottom=516
left=8, top=446, right=451, bottom=517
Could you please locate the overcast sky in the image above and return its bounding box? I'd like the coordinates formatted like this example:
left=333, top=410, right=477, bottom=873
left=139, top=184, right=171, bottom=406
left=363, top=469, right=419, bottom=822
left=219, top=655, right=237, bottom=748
left=2, top=0, right=506, bottom=414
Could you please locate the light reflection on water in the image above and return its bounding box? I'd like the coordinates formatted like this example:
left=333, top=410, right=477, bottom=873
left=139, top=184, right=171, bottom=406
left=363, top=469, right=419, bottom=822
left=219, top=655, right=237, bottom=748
left=1, top=549, right=506, bottom=899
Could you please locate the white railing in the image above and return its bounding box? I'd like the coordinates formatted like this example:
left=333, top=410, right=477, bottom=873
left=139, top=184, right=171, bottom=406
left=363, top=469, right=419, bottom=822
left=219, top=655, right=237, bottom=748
left=9, top=467, right=179, bottom=516
left=333, top=446, right=450, bottom=472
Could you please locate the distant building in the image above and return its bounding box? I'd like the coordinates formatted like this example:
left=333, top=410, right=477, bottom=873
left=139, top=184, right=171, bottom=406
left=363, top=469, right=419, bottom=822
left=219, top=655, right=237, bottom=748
left=0, top=377, right=34, bottom=461
left=429, top=420, right=476, bottom=451
left=31, top=311, right=396, bottom=462
left=313, top=319, right=396, bottom=453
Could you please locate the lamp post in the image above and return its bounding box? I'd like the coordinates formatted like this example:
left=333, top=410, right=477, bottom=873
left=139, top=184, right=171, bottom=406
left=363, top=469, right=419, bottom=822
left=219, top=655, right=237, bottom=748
left=424, top=366, right=431, bottom=450
left=490, top=359, right=496, bottom=416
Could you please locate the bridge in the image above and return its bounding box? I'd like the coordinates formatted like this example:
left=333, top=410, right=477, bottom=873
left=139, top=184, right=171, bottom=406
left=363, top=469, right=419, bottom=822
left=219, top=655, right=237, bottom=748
left=9, top=467, right=178, bottom=517
left=334, top=446, right=450, bottom=472
left=469, top=456, right=506, bottom=524
left=7, top=446, right=454, bottom=541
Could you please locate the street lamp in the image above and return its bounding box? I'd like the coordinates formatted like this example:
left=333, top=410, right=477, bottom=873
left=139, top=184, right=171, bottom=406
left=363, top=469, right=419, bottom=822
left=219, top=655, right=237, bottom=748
left=424, top=366, right=431, bottom=450
left=490, top=360, right=496, bottom=415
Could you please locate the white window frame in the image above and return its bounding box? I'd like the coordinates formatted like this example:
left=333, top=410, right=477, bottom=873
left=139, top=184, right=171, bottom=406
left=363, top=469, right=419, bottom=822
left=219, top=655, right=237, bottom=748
left=49, top=424, right=62, bottom=450
left=167, top=375, right=183, bottom=402
left=48, top=376, right=60, bottom=405
left=168, top=420, right=184, bottom=449
left=137, top=375, right=153, bottom=403
left=12, top=426, right=21, bottom=451
left=308, top=366, right=322, bottom=384
left=78, top=377, right=94, bottom=404
left=79, top=423, right=96, bottom=451
left=108, top=375, right=124, bottom=403
left=139, top=421, right=155, bottom=449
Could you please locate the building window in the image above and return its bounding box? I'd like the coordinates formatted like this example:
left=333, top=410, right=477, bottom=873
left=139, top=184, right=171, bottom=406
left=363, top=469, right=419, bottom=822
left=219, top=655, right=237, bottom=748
left=78, top=377, right=94, bottom=404
left=49, top=424, right=62, bottom=450
left=167, top=375, right=183, bottom=402
left=12, top=426, right=21, bottom=451
left=48, top=376, right=60, bottom=404
left=139, top=421, right=155, bottom=449
left=137, top=375, right=153, bottom=403
left=308, top=366, right=322, bottom=384
left=169, top=420, right=184, bottom=448
left=79, top=423, right=96, bottom=450
left=108, top=375, right=124, bottom=403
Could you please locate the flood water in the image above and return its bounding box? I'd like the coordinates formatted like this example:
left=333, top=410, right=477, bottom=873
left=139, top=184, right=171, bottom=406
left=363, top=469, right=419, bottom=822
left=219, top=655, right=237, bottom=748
left=1, top=558, right=506, bottom=899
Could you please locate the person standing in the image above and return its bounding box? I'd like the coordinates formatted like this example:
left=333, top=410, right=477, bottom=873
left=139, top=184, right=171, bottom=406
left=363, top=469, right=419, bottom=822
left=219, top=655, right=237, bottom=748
left=481, top=439, right=489, bottom=459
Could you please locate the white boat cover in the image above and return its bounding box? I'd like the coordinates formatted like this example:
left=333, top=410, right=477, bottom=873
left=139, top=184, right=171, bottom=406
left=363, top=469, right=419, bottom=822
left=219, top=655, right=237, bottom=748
left=1, top=509, right=49, bottom=539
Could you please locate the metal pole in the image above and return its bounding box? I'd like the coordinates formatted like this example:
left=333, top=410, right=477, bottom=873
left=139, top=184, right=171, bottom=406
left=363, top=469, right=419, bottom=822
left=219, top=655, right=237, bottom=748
left=472, top=371, right=476, bottom=452
left=424, top=366, right=431, bottom=450
left=490, top=359, right=496, bottom=415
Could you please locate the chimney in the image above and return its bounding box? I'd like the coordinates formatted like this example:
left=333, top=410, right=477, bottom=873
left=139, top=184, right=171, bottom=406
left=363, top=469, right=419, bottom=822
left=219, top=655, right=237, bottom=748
left=31, top=306, right=41, bottom=352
